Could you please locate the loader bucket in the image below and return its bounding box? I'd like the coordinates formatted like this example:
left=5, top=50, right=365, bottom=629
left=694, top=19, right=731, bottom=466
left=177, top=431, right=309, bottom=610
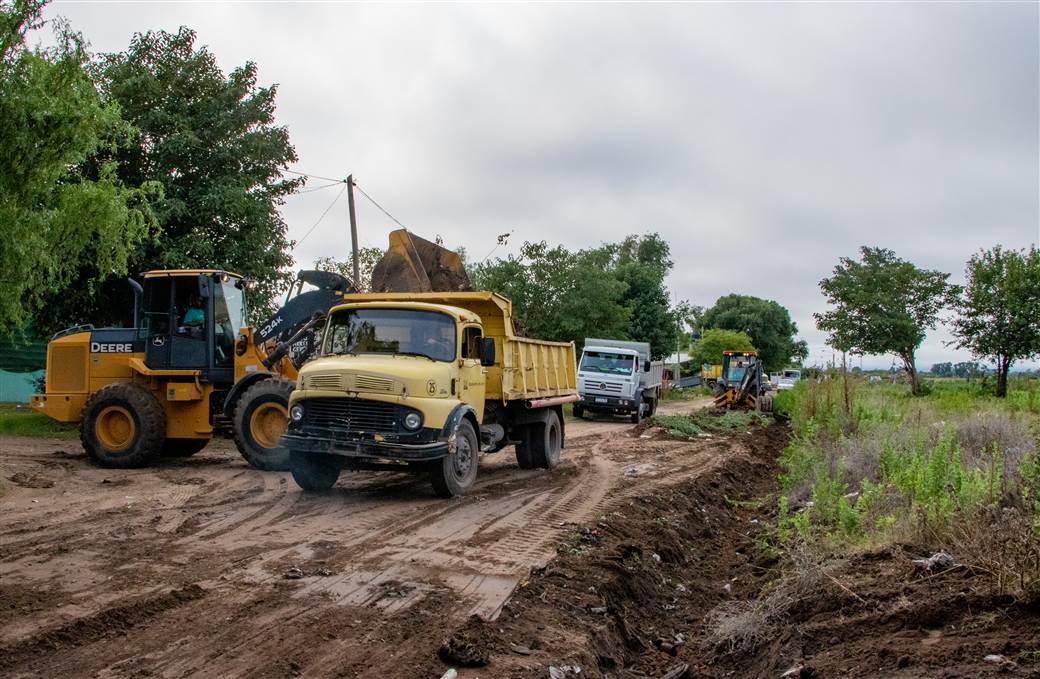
left=370, top=229, right=472, bottom=293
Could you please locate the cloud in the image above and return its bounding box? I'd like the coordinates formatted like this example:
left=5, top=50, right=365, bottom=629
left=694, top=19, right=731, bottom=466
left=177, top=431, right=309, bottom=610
left=44, top=1, right=1039, bottom=368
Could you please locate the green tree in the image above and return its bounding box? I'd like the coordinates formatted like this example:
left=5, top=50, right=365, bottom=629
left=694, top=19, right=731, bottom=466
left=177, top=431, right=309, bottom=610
left=699, top=294, right=806, bottom=372
left=472, top=241, right=631, bottom=345
left=613, top=234, right=682, bottom=359
left=815, top=246, right=958, bottom=396
left=314, top=247, right=385, bottom=292
left=33, top=26, right=300, bottom=332
left=951, top=245, right=1040, bottom=397
left=0, top=0, right=158, bottom=333
left=688, top=328, right=756, bottom=368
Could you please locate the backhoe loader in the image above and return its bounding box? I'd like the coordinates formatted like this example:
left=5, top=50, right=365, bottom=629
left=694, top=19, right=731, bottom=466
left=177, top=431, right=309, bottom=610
left=31, top=230, right=471, bottom=470
left=712, top=351, right=772, bottom=412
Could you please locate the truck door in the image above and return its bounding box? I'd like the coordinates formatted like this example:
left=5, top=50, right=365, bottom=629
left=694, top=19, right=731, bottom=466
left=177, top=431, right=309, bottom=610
left=459, top=325, right=487, bottom=421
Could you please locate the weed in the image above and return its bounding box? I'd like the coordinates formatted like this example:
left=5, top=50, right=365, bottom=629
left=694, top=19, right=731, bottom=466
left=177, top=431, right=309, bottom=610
left=0, top=406, right=76, bottom=438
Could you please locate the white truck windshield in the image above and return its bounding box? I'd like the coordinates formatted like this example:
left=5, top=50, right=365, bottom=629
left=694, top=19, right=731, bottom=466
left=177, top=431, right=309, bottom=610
left=324, top=309, right=456, bottom=362
left=580, top=350, right=635, bottom=375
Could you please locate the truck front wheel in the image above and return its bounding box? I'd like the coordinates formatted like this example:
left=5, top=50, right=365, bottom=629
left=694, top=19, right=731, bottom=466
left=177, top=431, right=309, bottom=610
left=289, top=450, right=340, bottom=491
left=430, top=420, right=479, bottom=497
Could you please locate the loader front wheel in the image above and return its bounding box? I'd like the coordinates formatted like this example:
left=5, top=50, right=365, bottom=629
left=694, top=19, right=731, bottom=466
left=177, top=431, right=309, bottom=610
left=81, top=383, right=166, bottom=468
left=162, top=438, right=209, bottom=457
left=430, top=419, right=479, bottom=497
left=233, top=378, right=294, bottom=471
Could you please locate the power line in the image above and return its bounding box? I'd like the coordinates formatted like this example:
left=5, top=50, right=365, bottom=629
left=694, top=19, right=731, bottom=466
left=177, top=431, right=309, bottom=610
left=294, top=183, right=347, bottom=249
left=293, top=180, right=344, bottom=195
left=284, top=169, right=348, bottom=184
left=353, top=182, right=408, bottom=231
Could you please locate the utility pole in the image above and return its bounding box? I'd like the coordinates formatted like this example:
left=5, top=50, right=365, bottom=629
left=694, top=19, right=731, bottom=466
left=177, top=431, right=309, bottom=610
left=346, top=174, right=360, bottom=286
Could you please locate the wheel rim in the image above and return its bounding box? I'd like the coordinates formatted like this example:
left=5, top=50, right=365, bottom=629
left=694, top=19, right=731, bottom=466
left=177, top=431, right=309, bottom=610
left=547, top=423, right=561, bottom=463
left=453, top=435, right=474, bottom=479
left=96, top=406, right=136, bottom=451
left=250, top=402, right=287, bottom=449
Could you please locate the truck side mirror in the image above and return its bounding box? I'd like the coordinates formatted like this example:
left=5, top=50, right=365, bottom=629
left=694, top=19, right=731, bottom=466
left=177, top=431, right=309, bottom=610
left=643, top=360, right=651, bottom=372
left=479, top=337, right=496, bottom=367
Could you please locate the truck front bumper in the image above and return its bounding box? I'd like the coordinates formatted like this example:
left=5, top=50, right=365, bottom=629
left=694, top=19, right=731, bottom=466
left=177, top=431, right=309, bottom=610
left=578, top=395, right=638, bottom=413
left=280, top=430, right=449, bottom=461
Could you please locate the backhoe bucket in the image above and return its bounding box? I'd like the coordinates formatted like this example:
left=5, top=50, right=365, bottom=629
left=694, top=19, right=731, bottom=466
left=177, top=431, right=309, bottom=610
left=370, top=230, right=472, bottom=293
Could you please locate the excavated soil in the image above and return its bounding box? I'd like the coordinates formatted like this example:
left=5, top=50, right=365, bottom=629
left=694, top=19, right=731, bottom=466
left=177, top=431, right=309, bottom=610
left=5, top=399, right=1031, bottom=678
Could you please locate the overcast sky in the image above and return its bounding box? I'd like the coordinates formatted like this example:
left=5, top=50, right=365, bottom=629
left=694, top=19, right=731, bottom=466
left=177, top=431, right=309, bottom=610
left=46, top=1, right=1040, bottom=369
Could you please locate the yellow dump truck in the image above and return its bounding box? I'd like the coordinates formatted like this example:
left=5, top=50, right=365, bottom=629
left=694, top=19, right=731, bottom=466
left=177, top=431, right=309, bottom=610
left=281, top=291, right=579, bottom=497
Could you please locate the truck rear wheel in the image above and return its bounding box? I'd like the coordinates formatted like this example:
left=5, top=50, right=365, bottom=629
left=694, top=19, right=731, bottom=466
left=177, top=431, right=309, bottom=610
left=81, top=383, right=166, bottom=468
left=430, top=419, right=479, bottom=497
left=289, top=450, right=340, bottom=491
left=232, top=378, right=294, bottom=471
left=529, top=410, right=562, bottom=469
left=162, top=438, right=209, bottom=457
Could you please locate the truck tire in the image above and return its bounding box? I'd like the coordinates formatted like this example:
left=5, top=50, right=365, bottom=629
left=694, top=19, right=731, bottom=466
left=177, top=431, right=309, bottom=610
left=529, top=410, right=562, bottom=469
left=572, top=403, right=585, bottom=419
left=514, top=424, right=536, bottom=469
left=758, top=394, right=773, bottom=413
left=289, top=450, right=340, bottom=491
left=430, top=419, right=479, bottom=497
left=630, top=402, right=643, bottom=424
left=232, top=378, right=294, bottom=471
left=646, top=394, right=658, bottom=416
left=81, top=383, right=166, bottom=468
left=162, top=438, right=209, bottom=457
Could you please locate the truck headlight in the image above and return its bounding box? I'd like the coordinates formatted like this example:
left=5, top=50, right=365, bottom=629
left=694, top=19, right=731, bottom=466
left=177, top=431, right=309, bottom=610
left=290, top=404, right=305, bottom=422
left=403, top=412, right=422, bottom=430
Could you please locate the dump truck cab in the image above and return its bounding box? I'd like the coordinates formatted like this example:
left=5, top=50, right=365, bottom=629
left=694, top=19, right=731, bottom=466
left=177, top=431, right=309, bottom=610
left=282, top=291, right=578, bottom=498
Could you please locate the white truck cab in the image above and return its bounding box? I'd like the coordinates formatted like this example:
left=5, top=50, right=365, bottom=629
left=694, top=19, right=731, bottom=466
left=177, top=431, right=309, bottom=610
left=575, top=338, right=664, bottom=423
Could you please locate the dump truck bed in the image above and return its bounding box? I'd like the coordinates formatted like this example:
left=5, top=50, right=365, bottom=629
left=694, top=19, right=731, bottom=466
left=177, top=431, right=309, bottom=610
left=341, top=291, right=577, bottom=403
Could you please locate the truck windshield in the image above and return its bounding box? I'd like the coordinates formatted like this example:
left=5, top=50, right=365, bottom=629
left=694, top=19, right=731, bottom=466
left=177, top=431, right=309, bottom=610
left=324, top=308, right=456, bottom=362
left=580, top=350, right=635, bottom=375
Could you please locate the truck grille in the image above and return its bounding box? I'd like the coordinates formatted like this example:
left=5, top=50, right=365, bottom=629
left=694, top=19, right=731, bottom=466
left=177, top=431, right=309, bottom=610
left=355, top=374, right=394, bottom=392
left=308, top=373, right=342, bottom=390
left=303, top=398, right=398, bottom=432
left=588, top=380, right=623, bottom=393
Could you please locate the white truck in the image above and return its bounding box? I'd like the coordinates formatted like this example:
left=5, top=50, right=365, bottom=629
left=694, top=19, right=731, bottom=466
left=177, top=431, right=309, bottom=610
left=574, top=338, right=664, bottom=423
left=770, top=368, right=802, bottom=390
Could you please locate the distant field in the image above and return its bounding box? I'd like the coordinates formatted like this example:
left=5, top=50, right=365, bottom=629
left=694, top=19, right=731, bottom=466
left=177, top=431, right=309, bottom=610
left=0, top=404, right=77, bottom=438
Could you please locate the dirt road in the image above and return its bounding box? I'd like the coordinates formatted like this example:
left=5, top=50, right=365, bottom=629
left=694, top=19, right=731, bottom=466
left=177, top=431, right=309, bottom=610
left=1, top=398, right=724, bottom=678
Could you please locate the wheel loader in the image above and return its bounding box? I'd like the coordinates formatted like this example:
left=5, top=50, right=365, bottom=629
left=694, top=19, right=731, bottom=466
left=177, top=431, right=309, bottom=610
left=30, top=230, right=470, bottom=470
left=712, top=350, right=772, bottom=412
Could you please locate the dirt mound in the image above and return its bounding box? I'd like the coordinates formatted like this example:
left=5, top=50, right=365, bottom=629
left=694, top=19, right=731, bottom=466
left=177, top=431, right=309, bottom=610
left=430, top=426, right=788, bottom=677
left=8, top=471, right=55, bottom=488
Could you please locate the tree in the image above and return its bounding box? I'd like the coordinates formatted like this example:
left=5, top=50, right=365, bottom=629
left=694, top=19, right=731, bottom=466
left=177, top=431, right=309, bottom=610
left=699, top=294, right=805, bottom=372
left=613, top=234, right=681, bottom=360
left=930, top=362, right=953, bottom=377
left=314, top=247, right=385, bottom=292
left=688, top=329, right=756, bottom=368
left=0, top=0, right=158, bottom=333
left=815, top=247, right=958, bottom=396
left=33, top=26, right=300, bottom=332
left=472, top=240, right=631, bottom=347
left=470, top=233, right=686, bottom=359
left=951, top=246, right=1040, bottom=397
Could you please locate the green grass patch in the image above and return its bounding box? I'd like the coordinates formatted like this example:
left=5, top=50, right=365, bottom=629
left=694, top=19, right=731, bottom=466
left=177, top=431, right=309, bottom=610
left=653, top=409, right=770, bottom=438
left=0, top=405, right=77, bottom=438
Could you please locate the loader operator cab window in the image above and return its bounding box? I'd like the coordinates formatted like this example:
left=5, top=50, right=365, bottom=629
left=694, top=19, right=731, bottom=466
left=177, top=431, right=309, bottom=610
left=727, top=359, right=748, bottom=384
left=175, top=285, right=207, bottom=340
left=212, top=278, right=245, bottom=367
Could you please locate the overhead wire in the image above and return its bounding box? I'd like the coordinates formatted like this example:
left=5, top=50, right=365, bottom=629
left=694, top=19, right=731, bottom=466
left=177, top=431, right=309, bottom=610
left=293, top=183, right=347, bottom=249
left=352, top=182, right=409, bottom=231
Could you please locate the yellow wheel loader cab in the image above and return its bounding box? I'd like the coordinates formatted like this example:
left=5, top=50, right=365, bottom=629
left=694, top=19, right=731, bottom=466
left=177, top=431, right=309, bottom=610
left=31, top=268, right=355, bottom=470
left=282, top=292, right=580, bottom=498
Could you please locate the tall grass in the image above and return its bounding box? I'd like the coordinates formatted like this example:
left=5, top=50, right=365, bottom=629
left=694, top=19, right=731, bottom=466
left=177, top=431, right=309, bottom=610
left=775, top=375, right=1040, bottom=594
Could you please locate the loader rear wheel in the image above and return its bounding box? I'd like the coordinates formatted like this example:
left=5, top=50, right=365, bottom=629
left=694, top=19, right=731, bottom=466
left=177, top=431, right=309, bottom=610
left=530, top=410, right=562, bottom=469
left=233, top=378, right=294, bottom=471
left=162, top=438, right=209, bottom=457
left=430, top=419, right=479, bottom=497
left=81, top=383, right=166, bottom=468
left=289, top=450, right=340, bottom=491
